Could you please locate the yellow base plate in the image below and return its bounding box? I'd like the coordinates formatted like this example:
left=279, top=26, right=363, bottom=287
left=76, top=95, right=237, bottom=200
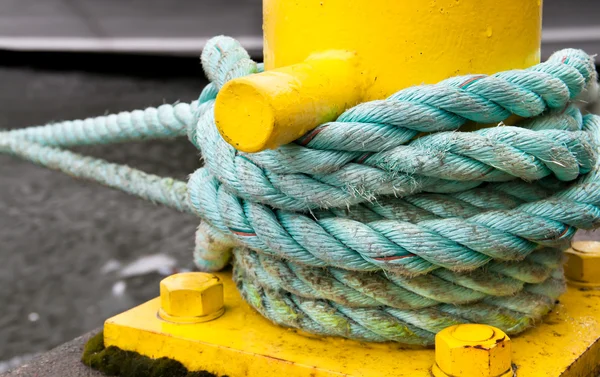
left=104, top=271, right=600, bottom=377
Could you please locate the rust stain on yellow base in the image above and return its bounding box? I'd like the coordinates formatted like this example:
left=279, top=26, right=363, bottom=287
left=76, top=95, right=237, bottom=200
left=104, top=271, right=600, bottom=377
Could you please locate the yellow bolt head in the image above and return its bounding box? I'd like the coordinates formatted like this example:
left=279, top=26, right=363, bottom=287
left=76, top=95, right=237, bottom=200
left=159, top=272, right=225, bottom=324
left=565, top=241, right=600, bottom=287
left=432, top=324, right=513, bottom=377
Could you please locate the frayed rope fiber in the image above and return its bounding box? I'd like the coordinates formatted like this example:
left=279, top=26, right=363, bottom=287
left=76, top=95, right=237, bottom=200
left=2, top=36, right=600, bottom=346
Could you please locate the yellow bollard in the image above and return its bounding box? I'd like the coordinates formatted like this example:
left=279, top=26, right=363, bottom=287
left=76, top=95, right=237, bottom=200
left=216, top=0, right=543, bottom=152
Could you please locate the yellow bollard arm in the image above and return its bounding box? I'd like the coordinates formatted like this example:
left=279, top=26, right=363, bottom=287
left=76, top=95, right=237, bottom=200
left=214, top=50, right=364, bottom=153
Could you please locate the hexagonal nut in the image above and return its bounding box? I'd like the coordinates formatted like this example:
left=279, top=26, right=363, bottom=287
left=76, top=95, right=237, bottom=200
left=432, top=324, right=512, bottom=377
left=564, top=241, right=600, bottom=286
left=159, top=272, right=224, bottom=323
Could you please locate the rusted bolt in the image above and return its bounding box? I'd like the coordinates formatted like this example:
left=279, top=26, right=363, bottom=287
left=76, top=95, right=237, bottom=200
left=564, top=241, right=600, bottom=287
left=432, top=324, right=513, bottom=377
left=159, top=272, right=225, bottom=324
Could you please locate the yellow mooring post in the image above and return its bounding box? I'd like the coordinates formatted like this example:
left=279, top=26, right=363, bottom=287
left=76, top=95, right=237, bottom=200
left=102, top=1, right=600, bottom=376
left=215, top=0, right=542, bottom=152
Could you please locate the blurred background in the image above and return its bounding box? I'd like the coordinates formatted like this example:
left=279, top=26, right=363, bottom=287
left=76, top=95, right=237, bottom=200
left=0, top=0, right=599, bottom=373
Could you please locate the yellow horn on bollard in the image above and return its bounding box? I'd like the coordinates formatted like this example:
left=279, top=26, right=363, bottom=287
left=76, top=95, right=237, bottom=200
left=215, top=50, right=364, bottom=152
left=215, top=0, right=543, bottom=153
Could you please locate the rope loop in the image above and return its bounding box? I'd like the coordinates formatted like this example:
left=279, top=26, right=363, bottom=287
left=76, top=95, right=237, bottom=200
left=1, top=35, right=599, bottom=346
left=186, top=36, right=600, bottom=344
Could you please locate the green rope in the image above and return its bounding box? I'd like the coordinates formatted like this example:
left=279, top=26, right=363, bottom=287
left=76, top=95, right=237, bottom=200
left=0, top=136, right=191, bottom=214
left=2, top=35, right=600, bottom=346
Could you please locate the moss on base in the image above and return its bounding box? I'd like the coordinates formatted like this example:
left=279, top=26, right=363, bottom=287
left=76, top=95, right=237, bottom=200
left=82, top=331, right=227, bottom=377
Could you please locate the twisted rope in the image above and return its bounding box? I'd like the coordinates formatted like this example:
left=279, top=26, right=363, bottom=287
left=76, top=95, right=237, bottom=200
left=187, top=114, right=600, bottom=276
left=1, top=102, right=197, bottom=146
left=0, top=136, right=192, bottom=213
left=1, top=35, right=599, bottom=346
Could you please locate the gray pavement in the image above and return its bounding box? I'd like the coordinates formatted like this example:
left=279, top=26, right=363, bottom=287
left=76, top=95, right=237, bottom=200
left=0, top=58, right=208, bottom=363
left=1, top=330, right=103, bottom=377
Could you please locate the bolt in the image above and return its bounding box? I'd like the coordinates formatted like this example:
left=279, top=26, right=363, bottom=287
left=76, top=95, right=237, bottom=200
left=564, top=241, right=600, bottom=287
left=432, top=324, right=513, bottom=377
left=159, top=272, right=225, bottom=324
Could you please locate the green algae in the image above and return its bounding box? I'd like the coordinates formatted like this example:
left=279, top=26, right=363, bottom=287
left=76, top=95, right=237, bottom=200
left=82, top=331, right=226, bottom=377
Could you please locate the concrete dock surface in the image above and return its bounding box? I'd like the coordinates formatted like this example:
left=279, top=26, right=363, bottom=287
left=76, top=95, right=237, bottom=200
left=2, top=331, right=103, bottom=377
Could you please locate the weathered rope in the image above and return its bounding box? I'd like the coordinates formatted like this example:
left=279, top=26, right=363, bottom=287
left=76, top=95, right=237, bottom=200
left=1, top=35, right=599, bottom=346
left=233, top=249, right=565, bottom=344
left=2, top=102, right=197, bottom=146
left=0, top=136, right=192, bottom=213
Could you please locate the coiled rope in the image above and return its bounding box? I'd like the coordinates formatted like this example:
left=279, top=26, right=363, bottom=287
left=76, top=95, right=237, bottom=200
left=1, top=36, right=600, bottom=345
